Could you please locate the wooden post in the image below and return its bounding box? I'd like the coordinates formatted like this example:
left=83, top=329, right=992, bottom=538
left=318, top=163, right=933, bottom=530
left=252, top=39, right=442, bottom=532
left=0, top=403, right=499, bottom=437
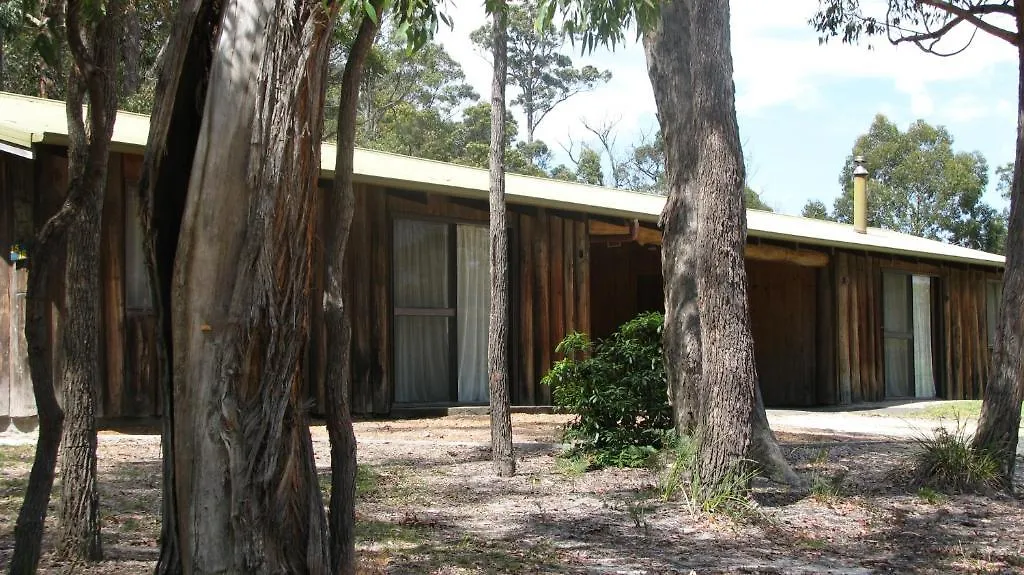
left=519, top=216, right=535, bottom=405
left=815, top=263, right=837, bottom=406
left=836, top=253, right=852, bottom=405
left=563, top=220, right=575, bottom=336
left=534, top=209, right=551, bottom=404
left=100, top=155, right=126, bottom=418
left=574, top=219, right=590, bottom=340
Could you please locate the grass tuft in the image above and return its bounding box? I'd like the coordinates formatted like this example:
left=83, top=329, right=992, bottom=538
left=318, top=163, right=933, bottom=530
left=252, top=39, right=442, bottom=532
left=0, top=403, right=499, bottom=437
left=911, top=423, right=1001, bottom=493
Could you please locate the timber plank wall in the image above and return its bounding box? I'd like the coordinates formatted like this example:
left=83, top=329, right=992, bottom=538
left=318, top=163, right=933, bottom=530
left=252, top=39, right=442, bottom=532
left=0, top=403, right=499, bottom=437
left=0, top=147, right=160, bottom=422
left=307, top=183, right=590, bottom=416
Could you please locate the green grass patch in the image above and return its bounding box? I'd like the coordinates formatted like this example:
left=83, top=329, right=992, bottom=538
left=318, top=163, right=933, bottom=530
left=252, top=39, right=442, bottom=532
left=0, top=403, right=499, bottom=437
left=908, top=401, right=983, bottom=420
left=0, top=445, right=35, bottom=466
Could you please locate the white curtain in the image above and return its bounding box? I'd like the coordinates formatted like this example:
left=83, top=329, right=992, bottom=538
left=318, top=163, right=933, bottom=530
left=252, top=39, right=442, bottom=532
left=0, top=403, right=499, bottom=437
left=457, top=225, right=490, bottom=403
left=912, top=275, right=936, bottom=398
left=393, top=220, right=450, bottom=403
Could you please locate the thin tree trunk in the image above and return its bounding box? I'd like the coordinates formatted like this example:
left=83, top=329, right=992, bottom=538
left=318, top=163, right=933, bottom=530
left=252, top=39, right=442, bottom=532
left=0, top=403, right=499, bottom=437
left=488, top=3, right=515, bottom=478
left=687, top=0, right=798, bottom=487
left=7, top=196, right=67, bottom=575
left=642, top=1, right=701, bottom=436
left=324, top=5, right=381, bottom=573
left=56, top=0, right=123, bottom=558
left=973, top=14, right=1024, bottom=486
left=167, top=1, right=338, bottom=571
left=137, top=2, right=222, bottom=573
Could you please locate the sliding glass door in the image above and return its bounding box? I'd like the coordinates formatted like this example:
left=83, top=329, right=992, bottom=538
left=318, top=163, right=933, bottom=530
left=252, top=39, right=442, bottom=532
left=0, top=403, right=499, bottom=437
left=393, top=219, right=490, bottom=404
left=882, top=272, right=936, bottom=399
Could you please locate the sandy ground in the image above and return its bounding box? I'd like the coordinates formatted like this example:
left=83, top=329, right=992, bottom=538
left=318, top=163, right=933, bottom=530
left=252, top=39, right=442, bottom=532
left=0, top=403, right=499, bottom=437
left=0, top=411, right=1022, bottom=574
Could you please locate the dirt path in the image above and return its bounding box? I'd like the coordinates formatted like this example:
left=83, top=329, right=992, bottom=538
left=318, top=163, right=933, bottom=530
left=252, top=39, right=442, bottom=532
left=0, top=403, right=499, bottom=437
left=0, top=413, right=1022, bottom=574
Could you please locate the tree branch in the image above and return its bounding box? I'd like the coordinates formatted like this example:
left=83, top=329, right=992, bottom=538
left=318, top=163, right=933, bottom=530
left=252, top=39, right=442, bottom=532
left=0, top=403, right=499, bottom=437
left=915, top=0, right=1019, bottom=46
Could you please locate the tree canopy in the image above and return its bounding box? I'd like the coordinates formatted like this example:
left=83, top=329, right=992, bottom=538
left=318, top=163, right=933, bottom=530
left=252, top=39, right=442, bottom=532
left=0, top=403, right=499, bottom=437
left=470, top=0, right=610, bottom=144
left=803, top=114, right=1006, bottom=253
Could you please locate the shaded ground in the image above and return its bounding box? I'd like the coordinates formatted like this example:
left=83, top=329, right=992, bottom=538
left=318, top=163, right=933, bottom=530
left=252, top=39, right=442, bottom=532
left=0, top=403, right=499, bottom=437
left=0, top=413, right=1022, bottom=574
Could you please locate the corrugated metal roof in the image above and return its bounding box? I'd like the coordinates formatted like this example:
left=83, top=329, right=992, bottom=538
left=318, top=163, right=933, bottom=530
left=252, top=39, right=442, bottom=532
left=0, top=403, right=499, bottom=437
left=0, top=91, right=1005, bottom=268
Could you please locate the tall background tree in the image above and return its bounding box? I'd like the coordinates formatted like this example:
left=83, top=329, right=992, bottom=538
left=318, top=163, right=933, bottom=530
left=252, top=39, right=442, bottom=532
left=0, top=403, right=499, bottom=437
left=542, top=0, right=799, bottom=489
left=803, top=114, right=1007, bottom=253
left=814, top=0, right=1024, bottom=486
left=486, top=0, right=516, bottom=478
left=471, top=0, right=610, bottom=145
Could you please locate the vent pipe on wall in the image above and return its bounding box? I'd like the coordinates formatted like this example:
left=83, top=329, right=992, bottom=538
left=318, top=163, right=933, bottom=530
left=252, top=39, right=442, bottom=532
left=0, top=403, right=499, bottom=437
left=853, top=155, right=869, bottom=234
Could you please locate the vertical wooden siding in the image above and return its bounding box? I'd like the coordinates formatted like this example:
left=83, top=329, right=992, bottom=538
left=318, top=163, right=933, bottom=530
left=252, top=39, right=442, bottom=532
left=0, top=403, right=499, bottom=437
left=307, top=186, right=589, bottom=414
left=746, top=259, right=818, bottom=406
left=834, top=252, right=1000, bottom=403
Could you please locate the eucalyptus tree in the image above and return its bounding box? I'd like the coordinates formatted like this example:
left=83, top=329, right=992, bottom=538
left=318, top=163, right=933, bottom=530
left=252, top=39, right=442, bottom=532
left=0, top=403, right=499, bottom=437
left=813, top=0, right=1023, bottom=485
left=485, top=0, right=516, bottom=477
left=471, top=0, right=610, bottom=144
left=538, top=0, right=799, bottom=488
left=9, top=0, right=124, bottom=569
left=135, top=0, right=444, bottom=571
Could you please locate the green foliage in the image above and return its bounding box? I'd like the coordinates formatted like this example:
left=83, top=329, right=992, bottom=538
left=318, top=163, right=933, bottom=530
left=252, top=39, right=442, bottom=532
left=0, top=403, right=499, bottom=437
left=916, top=486, right=947, bottom=504
left=911, top=424, right=1001, bottom=493
left=470, top=0, right=610, bottom=143
left=801, top=199, right=832, bottom=221
left=658, top=433, right=696, bottom=502
left=682, top=461, right=761, bottom=520
left=744, top=186, right=772, bottom=211
left=536, top=0, right=661, bottom=54
left=541, top=312, right=671, bottom=468
left=809, top=472, right=844, bottom=503
left=828, top=114, right=1006, bottom=253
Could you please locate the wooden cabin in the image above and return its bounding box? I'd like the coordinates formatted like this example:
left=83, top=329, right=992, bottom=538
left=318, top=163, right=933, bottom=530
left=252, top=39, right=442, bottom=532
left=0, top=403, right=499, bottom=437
left=0, top=92, right=1006, bottom=425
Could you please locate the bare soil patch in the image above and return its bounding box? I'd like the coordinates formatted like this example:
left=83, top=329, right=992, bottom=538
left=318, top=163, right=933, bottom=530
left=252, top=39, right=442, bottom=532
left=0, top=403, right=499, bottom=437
left=0, top=414, right=1022, bottom=574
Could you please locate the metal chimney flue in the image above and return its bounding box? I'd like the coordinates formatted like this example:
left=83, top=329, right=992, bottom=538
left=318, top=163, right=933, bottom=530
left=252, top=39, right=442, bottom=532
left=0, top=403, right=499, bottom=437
left=853, top=156, right=869, bottom=234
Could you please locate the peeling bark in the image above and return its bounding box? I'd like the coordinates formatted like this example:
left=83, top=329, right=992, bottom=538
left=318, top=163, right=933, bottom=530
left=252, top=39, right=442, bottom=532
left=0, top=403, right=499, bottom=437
left=137, top=1, right=222, bottom=573
left=163, top=1, right=339, bottom=571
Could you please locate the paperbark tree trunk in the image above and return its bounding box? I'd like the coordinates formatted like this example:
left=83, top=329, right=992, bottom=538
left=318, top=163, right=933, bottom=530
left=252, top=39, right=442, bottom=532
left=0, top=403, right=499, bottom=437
left=973, top=13, right=1024, bottom=486
left=488, top=3, right=515, bottom=478
left=324, top=5, right=381, bottom=573
left=642, top=1, right=701, bottom=436
left=165, top=1, right=338, bottom=571
left=56, top=0, right=123, bottom=559
left=136, top=2, right=222, bottom=573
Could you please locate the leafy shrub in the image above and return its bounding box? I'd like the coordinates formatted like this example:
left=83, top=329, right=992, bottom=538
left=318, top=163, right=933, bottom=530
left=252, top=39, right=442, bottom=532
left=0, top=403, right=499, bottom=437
left=542, top=312, right=671, bottom=467
left=911, top=423, right=1000, bottom=493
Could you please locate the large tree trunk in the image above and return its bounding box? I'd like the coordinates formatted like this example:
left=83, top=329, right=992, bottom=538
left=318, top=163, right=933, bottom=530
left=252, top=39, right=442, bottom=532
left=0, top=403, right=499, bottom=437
left=56, top=0, right=123, bottom=559
left=167, top=1, right=338, bottom=571
left=973, top=17, right=1024, bottom=486
left=488, top=3, right=515, bottom=478
left=137, top=2, right=222, bottom=574
left=686, top=0, right=798, bottom=487
left=324, top=6, right=381, bottom=574
left=642, top=1, right=701, bottom=436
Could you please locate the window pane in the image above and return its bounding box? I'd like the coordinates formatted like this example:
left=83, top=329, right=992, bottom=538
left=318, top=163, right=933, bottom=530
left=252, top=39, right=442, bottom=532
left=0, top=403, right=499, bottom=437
left=394, top=220, right=448, bottom=308
left=394, top=316, right=450, bottom=403
left=884, top=339, right=912, bottom=398
left=987, top=281, right=1002, bottom=346
left=457, top=225, right=490, bottom=403
left=124, top=183, right=152, bottom=310
left=882, top=272, right=910, bottom=334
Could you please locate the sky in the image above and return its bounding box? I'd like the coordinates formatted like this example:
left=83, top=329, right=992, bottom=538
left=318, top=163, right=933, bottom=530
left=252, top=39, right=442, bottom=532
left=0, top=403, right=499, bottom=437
left=435, top=0, right=1018, bottom=216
